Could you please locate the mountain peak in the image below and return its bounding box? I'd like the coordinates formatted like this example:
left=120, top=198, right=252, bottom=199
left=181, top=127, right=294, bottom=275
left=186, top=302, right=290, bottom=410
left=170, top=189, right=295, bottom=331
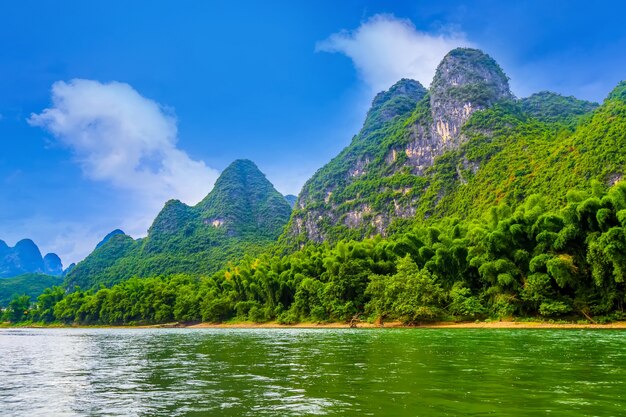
left=197, top=159, right=292, bottom=238
left=0, top=238, right=62, bottom=278
left=365, top=79, right=427, bottom=131
left=96, top=229, right=127, bottom=249
left=431, top=48, right=512, bottom=105
left=428, top=48, right=512, bottom=148
left=284, top=194, right=297, bottom=208
left=198, top=159, right=266, bottom=205
left=43, top=253, right=63, bottom=276
left=371, top=78, right=427, bottom=109
left=520, top=91, right=599, bottom=124
left=224, top=158, right=258, bottom=170
left=284, top=48, right=519, bottom=245
left=68, top=158, right=294, bottom=288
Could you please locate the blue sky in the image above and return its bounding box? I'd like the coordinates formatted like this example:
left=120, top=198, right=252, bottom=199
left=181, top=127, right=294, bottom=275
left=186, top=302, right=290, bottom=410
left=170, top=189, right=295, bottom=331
left=1, top=0, right=626, bottom=264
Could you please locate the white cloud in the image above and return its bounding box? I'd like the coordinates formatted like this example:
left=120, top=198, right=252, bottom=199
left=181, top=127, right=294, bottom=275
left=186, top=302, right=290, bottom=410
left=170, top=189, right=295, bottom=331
left=29, top=79, right=218, bottom=207
left=316, top=14, right=473, bottom=93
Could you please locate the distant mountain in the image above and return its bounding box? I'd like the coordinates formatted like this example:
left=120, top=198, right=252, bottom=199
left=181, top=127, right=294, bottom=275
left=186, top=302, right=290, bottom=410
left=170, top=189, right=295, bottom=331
left=284, top=195, right=297, bottom=208
left=65, top=159, right=293, bottom=289
left=0, top=239, right=64, bottom=278
left=43, top=253, right=63, bottom=276
left=281, top=48, right=615, bottom=247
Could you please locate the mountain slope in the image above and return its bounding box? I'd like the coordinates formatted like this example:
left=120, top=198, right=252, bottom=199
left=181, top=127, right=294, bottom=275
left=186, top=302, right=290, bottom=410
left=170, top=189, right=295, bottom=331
left=65, top=159, right=292, bottom=289
left=281, top=48, right=613, bottom=247
left=282, top=48, right=513, bottom=245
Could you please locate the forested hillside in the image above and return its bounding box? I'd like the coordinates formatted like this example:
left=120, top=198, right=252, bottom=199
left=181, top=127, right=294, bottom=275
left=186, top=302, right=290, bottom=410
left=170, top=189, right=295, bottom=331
left=65, top=159, right=292, bottom=289
left=0, top=273, right=63, bottom=306
left=281, top=49, right=615, bottom=248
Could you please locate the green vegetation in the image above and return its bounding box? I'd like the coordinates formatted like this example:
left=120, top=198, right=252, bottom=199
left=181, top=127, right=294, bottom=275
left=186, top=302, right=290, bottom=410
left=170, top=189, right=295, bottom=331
left=4, top=54, right=623, bottom=328
left=283, top=70, right=617, bottom=247
left=0, top=273, right=63, bottom=306
left=6, top=180, right=626, bottom=325
left=65, top=159, right=292, bottom=289
left=519, top=91, right=598, bottom=126
left=423, top=86, right=623, bottom=221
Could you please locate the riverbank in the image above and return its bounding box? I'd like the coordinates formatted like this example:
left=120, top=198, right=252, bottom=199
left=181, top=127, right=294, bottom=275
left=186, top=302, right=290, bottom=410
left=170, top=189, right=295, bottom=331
left=187, top=320, right=626, bottom=329
left=4, top=320, right=626, bottom=329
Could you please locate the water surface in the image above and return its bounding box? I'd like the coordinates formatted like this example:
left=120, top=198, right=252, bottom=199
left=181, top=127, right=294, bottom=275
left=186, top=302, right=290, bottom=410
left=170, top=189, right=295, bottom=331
left=1, top=328, right=625, bottom=416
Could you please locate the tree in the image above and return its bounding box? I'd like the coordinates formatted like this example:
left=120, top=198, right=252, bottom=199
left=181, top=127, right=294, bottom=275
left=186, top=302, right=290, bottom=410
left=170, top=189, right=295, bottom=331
left=8, top=294, right=31, bottom=322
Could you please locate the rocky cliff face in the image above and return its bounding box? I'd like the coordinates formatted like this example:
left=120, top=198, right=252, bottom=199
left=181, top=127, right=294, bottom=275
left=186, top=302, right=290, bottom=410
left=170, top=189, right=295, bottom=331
left=402, top=48, right=512, bottom=173
left=284, top=48, right=513, bottom=246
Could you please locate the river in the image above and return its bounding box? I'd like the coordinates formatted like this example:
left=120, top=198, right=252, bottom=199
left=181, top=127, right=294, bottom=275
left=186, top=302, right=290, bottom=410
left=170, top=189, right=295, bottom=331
left=1, top=328, right=624, bottom=416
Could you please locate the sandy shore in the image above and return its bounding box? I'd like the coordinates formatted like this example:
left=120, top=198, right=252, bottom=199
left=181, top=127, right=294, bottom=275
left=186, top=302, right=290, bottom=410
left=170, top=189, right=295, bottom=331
left=6, top=320, right=626, bottom=330
left=187, top=320, right=626, bottom=330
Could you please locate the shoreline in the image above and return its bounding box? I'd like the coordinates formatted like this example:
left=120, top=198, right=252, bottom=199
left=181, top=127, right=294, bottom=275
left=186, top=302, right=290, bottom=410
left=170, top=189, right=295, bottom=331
left=5, top=320, right=626, bottom=330
left=187, top=320, right=626, bottom=330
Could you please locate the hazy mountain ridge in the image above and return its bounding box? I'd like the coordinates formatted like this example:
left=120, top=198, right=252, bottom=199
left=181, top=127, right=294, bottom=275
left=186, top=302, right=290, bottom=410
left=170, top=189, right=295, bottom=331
left=60, top=49, right=623, bottom=296
left=0, top=238, right=64, bottom=278
left=5, top=48, right=626, bottom=326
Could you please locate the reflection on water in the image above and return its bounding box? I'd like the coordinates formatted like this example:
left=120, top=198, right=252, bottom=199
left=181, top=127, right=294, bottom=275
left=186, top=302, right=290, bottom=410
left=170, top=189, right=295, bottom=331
left=1, top=328, right=625, bottom=416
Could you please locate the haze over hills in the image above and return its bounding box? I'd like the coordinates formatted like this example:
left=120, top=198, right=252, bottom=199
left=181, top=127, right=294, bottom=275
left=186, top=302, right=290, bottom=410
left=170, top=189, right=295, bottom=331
left=0, top=238, right=64, bottom=278
left=65, top=159, right=293, bottom=289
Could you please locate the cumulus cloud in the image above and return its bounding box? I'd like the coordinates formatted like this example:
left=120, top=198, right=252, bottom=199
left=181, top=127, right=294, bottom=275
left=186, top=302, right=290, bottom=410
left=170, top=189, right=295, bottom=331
left=29, top=79, right=218, bottom=206
left=316, top=14, right=473, bottom=93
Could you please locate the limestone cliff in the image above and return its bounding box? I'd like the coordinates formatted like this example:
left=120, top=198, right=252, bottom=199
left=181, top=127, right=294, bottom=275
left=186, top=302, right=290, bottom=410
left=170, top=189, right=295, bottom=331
left=283, top=48, right=513, bottom=246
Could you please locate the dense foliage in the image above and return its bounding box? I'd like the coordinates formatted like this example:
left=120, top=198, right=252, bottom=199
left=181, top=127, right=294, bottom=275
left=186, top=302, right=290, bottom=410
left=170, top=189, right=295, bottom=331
left=0, top=273, right=63, bottom=306
left=6, top=181, right=626, bottom=325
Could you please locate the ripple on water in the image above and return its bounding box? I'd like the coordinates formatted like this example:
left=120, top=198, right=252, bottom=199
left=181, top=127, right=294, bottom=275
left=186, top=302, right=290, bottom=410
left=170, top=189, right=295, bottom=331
left=1, top=328, right=626, bottom=416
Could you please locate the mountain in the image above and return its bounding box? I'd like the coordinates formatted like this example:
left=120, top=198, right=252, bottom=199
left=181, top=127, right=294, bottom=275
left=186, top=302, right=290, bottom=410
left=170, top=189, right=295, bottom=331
left=43, top=253, right=63, bottom=276
left=65, top=159, right=293, bottom=289
left=284, top=195, right=297, bottom=208
left=0, top=239, right=64, bottom=278
left=11, top=48, right=626, bottom=325
left=96, top=229, right=125, bottom=249
left=281, top=48, right=615, bottom=247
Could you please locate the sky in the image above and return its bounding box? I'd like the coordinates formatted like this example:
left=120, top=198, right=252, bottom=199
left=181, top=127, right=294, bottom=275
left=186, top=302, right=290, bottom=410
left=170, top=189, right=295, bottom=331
left=1, top=0, right=626, bottom=265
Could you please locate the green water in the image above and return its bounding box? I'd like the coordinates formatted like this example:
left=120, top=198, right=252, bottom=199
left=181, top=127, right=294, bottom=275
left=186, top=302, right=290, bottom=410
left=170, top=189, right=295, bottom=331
left=1, top=328, right=625, bottom=416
